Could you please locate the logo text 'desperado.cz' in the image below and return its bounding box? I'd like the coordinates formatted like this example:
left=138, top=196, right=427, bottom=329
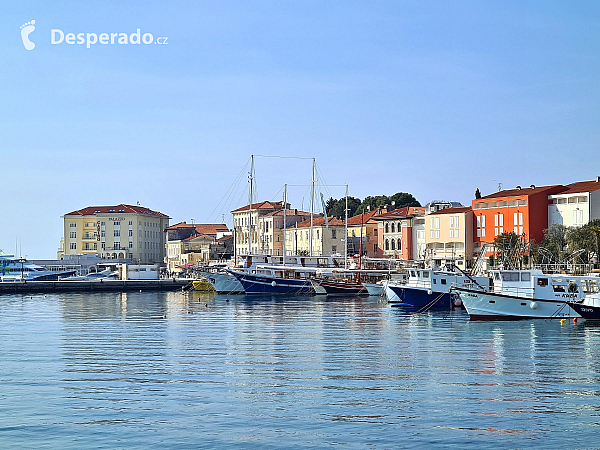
left=51, top=29, right=168, bottom=48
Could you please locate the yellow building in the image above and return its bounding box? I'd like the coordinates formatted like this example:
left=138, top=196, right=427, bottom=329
left=285, top=216, right=345, bottom=256
left=59, top=204, right=170, bottom=264
left=424, top=206, right=473, bottom=269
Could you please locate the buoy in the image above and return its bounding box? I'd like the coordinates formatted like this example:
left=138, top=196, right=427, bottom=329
left=204, top=303, right=208, bottom=307
left=560, top=319, right=566, bottom=324
left=271, top=281, right=277, bottom=287
left=530, top=301, right=538, bottom=310
left=139, top=289, right=142, bottom=293
left=427, top=290, right=432, bottom=295
left=573, top=318, right=578, bottom=324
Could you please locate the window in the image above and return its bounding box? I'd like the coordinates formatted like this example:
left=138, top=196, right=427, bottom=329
left=114, top=230, right=120, bottom=237
left=391, top=223, right=395, bottom=233
left=391, top=240, right=395, bottom=250
left=70, top=243, right=76, bottom=249
left=521, top=272, right=531, bottom=281
left=385, top=239, right=389, bottom=251
left=332, top=245, right=337, bottom=253
left=70, top=232, right=76, bottom=239
left=385, top=223, right=389, bottom=233
left=129, top=230, right=133, bottom=237
left=129, top=221, right=133, bottom=225
left=332, top=229, right=337, bottom=239
left=502, top=272, right=519, bottom=281
left=129, top=242, right=133, bottom=249
left=553, top=285, right=565, bottom=292
left=69, top=223, right=76, bottom=228
left=537, top=278, right=548, bottom=287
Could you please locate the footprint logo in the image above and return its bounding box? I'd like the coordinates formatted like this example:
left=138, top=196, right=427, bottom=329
left=20, top=20, right=36, bottom=50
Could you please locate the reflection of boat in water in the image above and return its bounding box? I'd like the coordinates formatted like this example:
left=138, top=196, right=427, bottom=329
left=0, top=253, right=76, bottom=281
left=455, top=269, right=588, bottom=320
left=386, top=267, right=489, bottom=309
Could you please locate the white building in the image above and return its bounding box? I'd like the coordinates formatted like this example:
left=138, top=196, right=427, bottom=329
left=548, top=178, right=600, bottom=227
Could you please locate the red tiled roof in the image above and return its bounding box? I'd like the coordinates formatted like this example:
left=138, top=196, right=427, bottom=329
left=371, top=206, right=425, bottom=220
left=560, top=179, right=600, bottom=194
left=165, top=222, right=229, bottom=235
left=231, top=201, right=287, bottom=213
left=65, top=204, right=169, bottom=217
left=479, top=185, right=565, bottom=199
left=346, top=210, right=382, bottom=225
left=429, top=206, right=472, bottom=215
left=263, top=209, right=311, bottom=217
left=295, top=216, right=344, bottom=228
left=183, top=234, right=215, bottom=242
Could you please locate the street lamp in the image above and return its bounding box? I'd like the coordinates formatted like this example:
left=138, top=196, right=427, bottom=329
left=18, top=256, right=26, bottom=281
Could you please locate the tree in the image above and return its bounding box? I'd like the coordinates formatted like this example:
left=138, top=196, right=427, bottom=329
left=566, top=224, right=596, bottom=264
left=325, top=196, right=361, bottom=219
left=537, top=224, right=568, bottom=264
left=475, top=188, right=481, bottom=199
left=493, top=231, right=530, bottom=268
left=356, top=192, right=420, bottom=214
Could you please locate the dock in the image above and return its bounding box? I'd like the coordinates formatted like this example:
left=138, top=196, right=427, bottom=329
left=0, top=279, right=193, bottom=294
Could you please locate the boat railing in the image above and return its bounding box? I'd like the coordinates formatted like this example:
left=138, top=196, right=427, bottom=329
left=493, top=286, right=535, bottom=298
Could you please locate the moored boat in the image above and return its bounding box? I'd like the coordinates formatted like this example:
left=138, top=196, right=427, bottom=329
left=454, top=269, right=586, bottom=320
left=386, top=267, right=489, bottom=309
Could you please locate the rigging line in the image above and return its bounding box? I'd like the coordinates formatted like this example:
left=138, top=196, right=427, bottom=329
left=315, top=163, right=335, bottom=200
left=207, top=157, right=250, bottom=222
left=253, top=154, right=314, bottom=161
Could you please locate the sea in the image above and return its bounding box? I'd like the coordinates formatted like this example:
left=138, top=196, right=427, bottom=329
left=0, top=291, right=599, bottom=449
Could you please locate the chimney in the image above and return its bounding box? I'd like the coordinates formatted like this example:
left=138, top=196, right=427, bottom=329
left=516, top=185, right=522, bottom=190
left=530, top=185, right=535, bottom=189
left=596, top=176, right=600, bottom=182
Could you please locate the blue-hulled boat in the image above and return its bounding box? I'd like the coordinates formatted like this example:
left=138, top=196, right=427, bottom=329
left=386, top=267, right=489, bottom=309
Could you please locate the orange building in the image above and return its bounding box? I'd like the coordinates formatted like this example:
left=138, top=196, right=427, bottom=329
left=471, top=185, right=565, bottom=252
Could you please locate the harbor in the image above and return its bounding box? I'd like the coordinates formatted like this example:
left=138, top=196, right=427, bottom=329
left=0, top=278, right=192, bottom=293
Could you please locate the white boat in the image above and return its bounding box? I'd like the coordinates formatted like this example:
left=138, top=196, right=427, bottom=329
left=363, top=282, right=383, bottom=296
left=454, top=269, right=587, bottom=320
left=0, top=253, right=76, bottom=281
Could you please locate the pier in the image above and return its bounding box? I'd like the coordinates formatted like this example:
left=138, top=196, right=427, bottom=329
left=0, top=279, right=192, bottom=294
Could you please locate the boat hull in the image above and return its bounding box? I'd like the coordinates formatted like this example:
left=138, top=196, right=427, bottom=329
left=455, top=288, right=581, bottom=320
left=363, top=283, right=383, bottom=296
left=569, top=302, right=600, bottom=320
left=387, top=285, right=456, bottom=309
left=200, top=271, right=245, bottom=294
left=230, top=272, right=314, bottom=295
left=315, top=280, right=367, bottom=296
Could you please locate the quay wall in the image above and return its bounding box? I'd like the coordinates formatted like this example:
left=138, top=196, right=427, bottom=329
left=0, top=279, right=192, bottom=294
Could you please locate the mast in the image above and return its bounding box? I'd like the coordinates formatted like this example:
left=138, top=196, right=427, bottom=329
left=283, top=183, right=287, bottom=265
left=345, top=184, right=348, bottom=270
left=309, top=158, right=315, bottom=257
left=248, top=154, right=254, bottom=257
left=359, top=211, right=364, bottom=270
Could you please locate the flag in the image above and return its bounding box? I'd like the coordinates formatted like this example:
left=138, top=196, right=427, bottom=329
left=320, top=193, right=329, bottom=229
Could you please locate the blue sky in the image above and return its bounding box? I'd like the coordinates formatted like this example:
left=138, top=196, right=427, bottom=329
left=1, top=1, right=599, bottom=258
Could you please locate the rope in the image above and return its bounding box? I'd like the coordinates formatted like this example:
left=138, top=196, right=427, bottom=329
left=416, top=286, right=454, bottom=314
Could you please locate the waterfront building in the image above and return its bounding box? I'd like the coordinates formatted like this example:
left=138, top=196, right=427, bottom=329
left=346, top=209, right=384, bottom=258
left=471, top=185, right=565, bottom=257
left=165, top=222, right=230, bottom=272
left=372, top=206, right=425, bottom=260
left=548, top=178, right=600, bottom=227
left=424, top=206, right=473, bottom=268
left=284, top=216, right=345, bottom=257
left=60, top=204, right=170, bottom=264
left=231, top=201, right=310, bottom=256
left=425, top=200, right=463, bottom=214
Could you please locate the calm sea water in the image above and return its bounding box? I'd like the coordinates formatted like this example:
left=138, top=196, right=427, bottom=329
left=0, top=292, right=599, bottom=449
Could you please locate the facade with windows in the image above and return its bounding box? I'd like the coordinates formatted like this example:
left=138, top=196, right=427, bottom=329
left=165, top=222, right=231, bottom=271
left=471, top=185, right=565, bottom=253
left=424, top=206, right=473, bottom=268
left=284, top=216, right=345, bottom=257
left=59, top=204, right=170, bottom=264
left=548, top=179, right=600, bottom=228
left=373, top=206, right=425, bottom=260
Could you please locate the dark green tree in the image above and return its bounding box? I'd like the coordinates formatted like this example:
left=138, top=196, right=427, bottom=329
left=475, top=188, right=481, bottom=199
left=566, top=224, right=596, bottom=264
left=325, top=196, right=361, bottom=219
left=537, top=224, right=568, bottom=264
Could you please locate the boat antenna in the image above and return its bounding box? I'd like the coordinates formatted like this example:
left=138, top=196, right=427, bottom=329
left=283, top=184, right=287, bottom=265
left=310, top=158, right=315, bottom=257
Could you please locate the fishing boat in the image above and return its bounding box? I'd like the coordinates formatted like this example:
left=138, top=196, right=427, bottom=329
left=566, top=278, right=600, bottom=320
left=385, top=266, right=489, bottom=309
left=454, top=269, right=586, bottom=320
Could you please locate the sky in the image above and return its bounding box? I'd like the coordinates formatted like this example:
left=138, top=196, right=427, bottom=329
left=1, top=1, right=599, bottom=258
